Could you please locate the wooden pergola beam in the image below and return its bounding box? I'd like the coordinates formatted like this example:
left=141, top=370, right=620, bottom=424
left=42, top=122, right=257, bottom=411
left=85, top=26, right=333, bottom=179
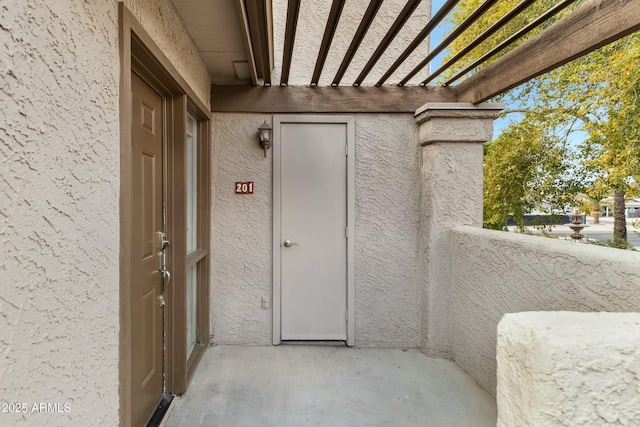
left=456, top=0, right=640, bottom=104
left=353, top=0, right=422, bottom=87
left=331, top=0, right=382, bottom=87
left=210, top=85, right=456, bottom=113
left=244, top=0, right=273, bottom=85
left=233, top=0, right=258, bottom=85
left=422, top=0, right=536, bottom=86
left=279, top=0, right=301, bottom=86
left=444, top=0, right=576, bottom=86
left=311, top=0, right=346, bottom=86
left=398, top=0, right=498, bottom=86
left=376, top=0, right=460, bottom=86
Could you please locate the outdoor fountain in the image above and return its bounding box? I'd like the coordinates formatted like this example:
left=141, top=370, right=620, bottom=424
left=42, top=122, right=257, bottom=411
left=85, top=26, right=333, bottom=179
left=568, top=211, right=588, bottom=239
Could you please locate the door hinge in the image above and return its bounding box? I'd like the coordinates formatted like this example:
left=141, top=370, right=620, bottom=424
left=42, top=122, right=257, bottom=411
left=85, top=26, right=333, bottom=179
left=345, top=145, right=348, bottom=156
left=345, top=310, right=348, bottom=321
left=345, top=226, right=348, bottom=238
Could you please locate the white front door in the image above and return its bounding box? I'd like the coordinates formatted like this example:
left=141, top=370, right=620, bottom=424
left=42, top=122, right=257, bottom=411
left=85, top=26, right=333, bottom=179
left=274, top=116, right=355, bottom=343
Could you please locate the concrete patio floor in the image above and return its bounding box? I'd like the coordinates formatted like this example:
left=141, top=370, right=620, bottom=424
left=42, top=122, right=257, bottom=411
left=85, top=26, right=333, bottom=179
left=164, top=345, right=496, bottom=427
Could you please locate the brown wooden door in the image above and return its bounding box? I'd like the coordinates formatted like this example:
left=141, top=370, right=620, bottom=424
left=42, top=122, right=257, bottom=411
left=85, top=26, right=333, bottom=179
left=131, top=71, right=165, bottom=426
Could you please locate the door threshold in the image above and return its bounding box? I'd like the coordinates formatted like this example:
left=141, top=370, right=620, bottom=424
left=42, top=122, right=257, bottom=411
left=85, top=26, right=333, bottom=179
left=145, top=394, right=174, bottom=427
left=280, top=340, right=347, bottom=346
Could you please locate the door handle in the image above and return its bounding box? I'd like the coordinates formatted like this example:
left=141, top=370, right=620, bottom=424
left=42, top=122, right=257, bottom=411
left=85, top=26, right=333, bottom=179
left=156, top=230, right=171, bottom=308
left=158, top=269, right=171, bottom=308
left=158, top=250, right=170, bottom=289
left=161, top=269, right=171, bottom=287
left=283, top=240, right=292, bottom=247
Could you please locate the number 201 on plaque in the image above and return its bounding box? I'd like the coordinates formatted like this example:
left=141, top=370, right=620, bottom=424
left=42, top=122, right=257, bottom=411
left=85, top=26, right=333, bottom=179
left=235, top=182, right=254, bottom=194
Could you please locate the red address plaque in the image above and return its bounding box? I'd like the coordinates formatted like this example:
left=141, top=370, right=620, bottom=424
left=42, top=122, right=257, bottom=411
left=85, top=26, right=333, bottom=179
left=235, top=181, right=254, bottom=194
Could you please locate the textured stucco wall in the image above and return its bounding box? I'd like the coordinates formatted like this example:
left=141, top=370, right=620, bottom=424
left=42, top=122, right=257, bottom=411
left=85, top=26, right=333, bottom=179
left=1, top=3, right=120, bottom=425
left=210, top=114, right=274, bottom=345
left=271, top=0, right=432, bottom=86
left=497, top=312, right=640, bottom=426
left=354, top=115, right=420, bottom=348
left=211, top=114, right=420, bottom=347
left=0, top=1, right=209, bottom=425
left=450, top=226, right=640, bottom=397
left=419, top=142, right=483, bottom=358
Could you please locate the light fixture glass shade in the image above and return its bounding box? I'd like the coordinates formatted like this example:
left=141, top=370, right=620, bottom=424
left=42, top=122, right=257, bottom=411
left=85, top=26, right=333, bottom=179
left=258, top=121, right=272, bottom=142
left=258, top=121, right=272, bottom=157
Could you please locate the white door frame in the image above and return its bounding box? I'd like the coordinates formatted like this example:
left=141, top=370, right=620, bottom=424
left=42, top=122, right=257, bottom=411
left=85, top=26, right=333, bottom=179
left=272, top=115, right=355, bottom=346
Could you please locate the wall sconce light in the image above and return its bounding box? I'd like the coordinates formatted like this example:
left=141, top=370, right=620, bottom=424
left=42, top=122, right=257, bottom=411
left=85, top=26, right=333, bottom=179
left=258, top=121, right=272, bottom=157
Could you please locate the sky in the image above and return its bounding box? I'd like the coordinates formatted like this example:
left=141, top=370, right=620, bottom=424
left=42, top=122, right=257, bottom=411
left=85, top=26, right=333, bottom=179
left=427, top=0, right=450, bottom=82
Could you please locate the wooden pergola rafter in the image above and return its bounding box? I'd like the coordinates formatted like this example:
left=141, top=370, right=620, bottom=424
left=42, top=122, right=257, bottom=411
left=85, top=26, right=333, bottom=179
left=214, top=0, right=640, bottom=113
left=420, top=0, right=538, bottom=86
left=457, top=0, right=640, bottom=103
left=352, top=0, right=422, bottom=87
left=394, top=0, right=499, bottom=86
left=442, top=0, right=576, bottom=87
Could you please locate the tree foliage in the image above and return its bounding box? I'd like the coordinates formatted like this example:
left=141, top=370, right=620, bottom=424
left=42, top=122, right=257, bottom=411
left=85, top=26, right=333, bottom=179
left=441, top=1, right=640, bottom=238
left=483, top=118, right=581, bottom=230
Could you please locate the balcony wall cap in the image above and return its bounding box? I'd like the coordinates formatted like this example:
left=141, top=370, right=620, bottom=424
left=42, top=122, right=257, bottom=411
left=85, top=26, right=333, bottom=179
left=414, top=102, right=504, bottom=125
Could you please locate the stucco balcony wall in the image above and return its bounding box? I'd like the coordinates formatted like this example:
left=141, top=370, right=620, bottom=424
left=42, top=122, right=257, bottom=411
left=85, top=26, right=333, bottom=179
left=497, top=312, right=640, bottom=426
left=450, top=226, right=640, bottom=397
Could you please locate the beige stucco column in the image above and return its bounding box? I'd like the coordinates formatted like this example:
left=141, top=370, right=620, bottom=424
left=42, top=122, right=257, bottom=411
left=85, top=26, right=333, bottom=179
left=415, top=102, right=503, bottom=357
